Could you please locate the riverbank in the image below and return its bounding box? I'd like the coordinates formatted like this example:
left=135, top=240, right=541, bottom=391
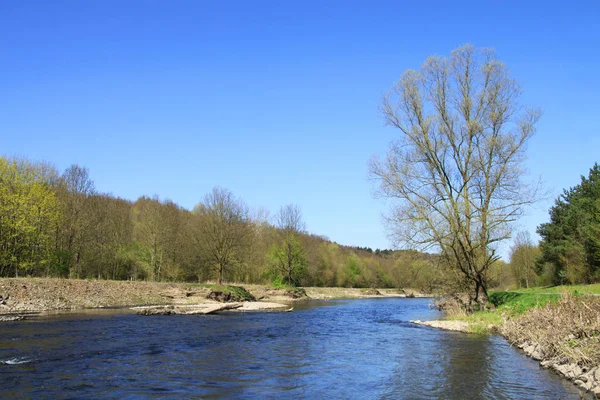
left=415, top=289, right=600, bottom=397
left=0, top=278, right=415, bottom=318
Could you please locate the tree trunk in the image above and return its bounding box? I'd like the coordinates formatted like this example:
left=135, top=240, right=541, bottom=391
left=217, top=263, right=223, bottom=286
left=472, top=274, right=489, bottom=306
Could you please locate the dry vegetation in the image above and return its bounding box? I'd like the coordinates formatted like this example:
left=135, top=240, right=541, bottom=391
left=502, top=294, right=600, bottom=367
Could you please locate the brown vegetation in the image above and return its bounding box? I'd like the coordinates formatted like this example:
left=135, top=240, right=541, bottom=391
left=499, top=294, right=600, bottom=394
left=502, top=294, right=600, bottom=368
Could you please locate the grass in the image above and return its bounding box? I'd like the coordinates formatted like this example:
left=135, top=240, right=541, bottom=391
left=512, top=282, right=600, bottom=295
left=446, top=290, right=565, bottom=334
left=488, top=291, right=560, bottom=315
left=445, top=282, right=600, bottom=334
left=451, top=311, right=504, bottom=334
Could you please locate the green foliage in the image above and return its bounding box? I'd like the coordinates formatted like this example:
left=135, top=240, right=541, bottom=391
left=267, top=234, right=307, bottom=287
left=269, top=277, right=292, bottom=289
left=374, top=265, right=395, bottom=288
left=0, top=157, right=61, bottom=276
left=341, top=254, right=366, bottom=287
left=537, top=163, right=600, bottom=284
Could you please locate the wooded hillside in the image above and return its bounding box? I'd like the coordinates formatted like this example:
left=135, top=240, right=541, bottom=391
left=0, top=156, right=438, bottom=290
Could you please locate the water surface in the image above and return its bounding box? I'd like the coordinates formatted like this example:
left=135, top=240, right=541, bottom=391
left=0, top=298, right=580, bottom=399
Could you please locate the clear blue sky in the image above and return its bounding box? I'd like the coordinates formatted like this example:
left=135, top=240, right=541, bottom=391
left=2, top=1, right=599, bottom=258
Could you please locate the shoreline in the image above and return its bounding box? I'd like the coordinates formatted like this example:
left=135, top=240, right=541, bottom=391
left=411, top=318, right=600, bottom=396
left=0, top=277, right=423, bottom=319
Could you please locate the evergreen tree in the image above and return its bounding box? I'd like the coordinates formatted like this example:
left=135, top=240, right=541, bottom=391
left=537, top=163, right=600, bottom=284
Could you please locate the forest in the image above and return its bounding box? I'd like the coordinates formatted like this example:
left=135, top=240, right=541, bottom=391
left=0, top=156, right=441, bottom=290
left=2, top=154, right=599, bottom=292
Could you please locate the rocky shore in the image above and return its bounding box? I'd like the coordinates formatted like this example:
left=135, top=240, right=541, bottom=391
left=518, top=341, right=600, bottom=395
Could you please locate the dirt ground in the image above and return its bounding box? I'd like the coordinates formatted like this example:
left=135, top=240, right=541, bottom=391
left=0, top=278, right=419, bottom=316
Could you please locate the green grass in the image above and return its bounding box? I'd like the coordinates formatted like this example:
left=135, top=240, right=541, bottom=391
left=446, top=282, right=600, bottom=333
left=488, top=291, right=560, bottom=315
left=452, top=311, right=504, bottom=334
left=269, top=279, right=296, bottom=290
left=446, top=288, right=574, bottom=334
left=511, top=282, right=600, bottom=295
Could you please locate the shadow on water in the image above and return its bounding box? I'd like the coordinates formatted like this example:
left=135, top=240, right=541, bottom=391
left=0, top=298, right=583, bottom=399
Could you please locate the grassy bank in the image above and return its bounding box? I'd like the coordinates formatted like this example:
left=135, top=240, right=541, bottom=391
left=447, top=284, right=600, bottom=334
left=450, top=292, right=559, bottom=333
left=512, top=283, right=600, bottom=295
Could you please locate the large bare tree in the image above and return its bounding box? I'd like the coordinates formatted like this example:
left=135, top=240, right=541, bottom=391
left=370, top=44, right=541, bottom=305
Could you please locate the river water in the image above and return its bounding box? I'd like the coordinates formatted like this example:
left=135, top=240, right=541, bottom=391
left=0, top=298, right=581, bottom=399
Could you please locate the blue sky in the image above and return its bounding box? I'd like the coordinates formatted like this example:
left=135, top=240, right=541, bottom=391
left=2, top=1, right=599, bottom=258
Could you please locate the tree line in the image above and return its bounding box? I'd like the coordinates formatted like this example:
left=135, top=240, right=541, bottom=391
left=0, top=155, right=442, bottom=290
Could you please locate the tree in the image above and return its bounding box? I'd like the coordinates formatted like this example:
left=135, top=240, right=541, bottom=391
left=369, top=44, right=541, bottom=305
left=509, top=231, right=539, bottom=288
left=57, top=164, right=96, bottom=278
left=268, top=234, right=307, bottom=286
left=0, top=157, right=61, bottom=277
left=537, top=163, right=600, bottom=284
left=132, top=196, right=183, bottom=281
left=85, top=194, right=134, bottom=280
left=275, top=204, right=306, bottom=233
left=193, top=187, right=251, bottom=285
left=268, top=204, right=308, bottom=286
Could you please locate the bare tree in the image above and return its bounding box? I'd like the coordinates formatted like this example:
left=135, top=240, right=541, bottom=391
left=275, top=204, right=306, bottom=234
left=58, top=165, right=96, bottom=278
left=509, top=231, right=539, bottom=288
left=193, top=187, right=251, bottom=285
left=370, top=44, right=541, bottom=305
left=132, top=196, right=182, bottom=281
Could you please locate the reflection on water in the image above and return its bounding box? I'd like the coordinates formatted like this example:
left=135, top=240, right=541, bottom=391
left=0, top=298, right=581, bottom=399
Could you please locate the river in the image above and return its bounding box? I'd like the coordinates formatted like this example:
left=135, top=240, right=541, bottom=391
left=0, top=298, right=581, bottom=399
